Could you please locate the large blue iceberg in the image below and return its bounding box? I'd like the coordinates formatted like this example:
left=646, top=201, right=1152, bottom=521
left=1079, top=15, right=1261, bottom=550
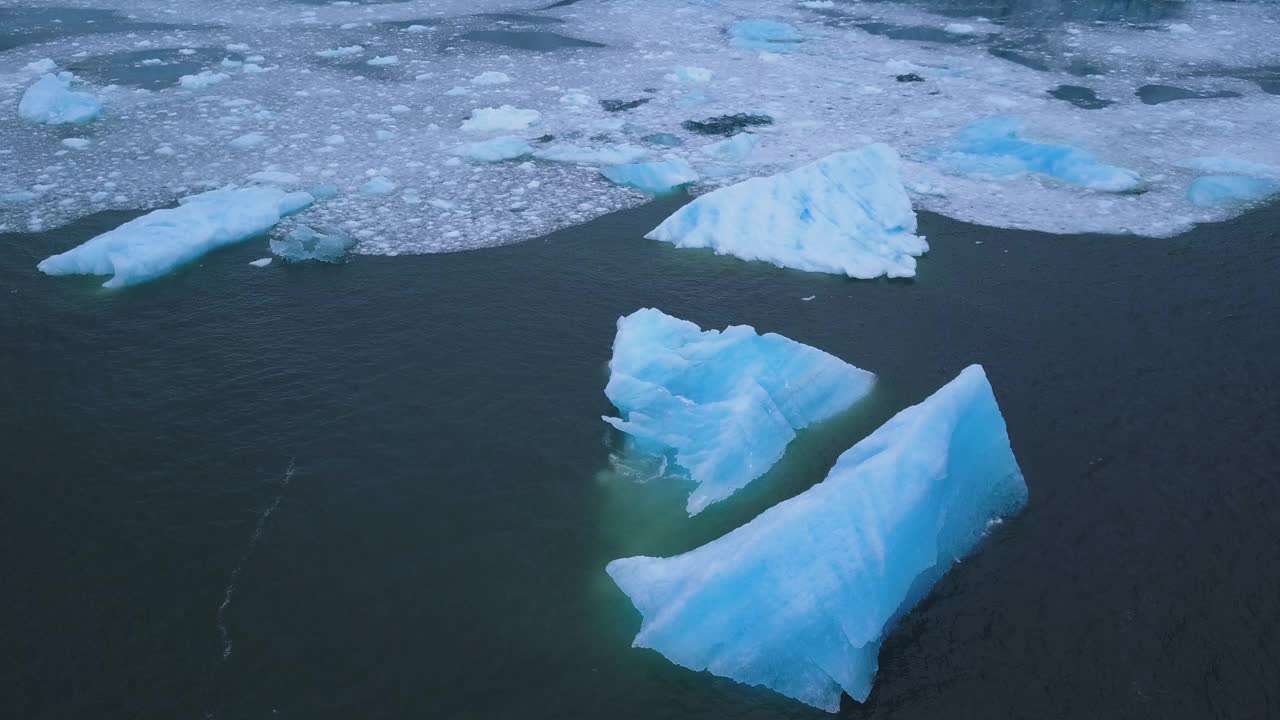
left=38, top=187, right=314, bottom=287
left=926, top=117, right=1142, bottom=192
left=646, top=144, right=927, bottom=279
left=607, top=365, right=1028, bottom=710
left=603, top=308, right=875, bottom=515
left=19, top=73, right=103, bottom=125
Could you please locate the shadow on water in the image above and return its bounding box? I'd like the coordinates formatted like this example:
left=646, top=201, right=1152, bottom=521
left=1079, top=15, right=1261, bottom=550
left=2, top=191, right=1279, bottom=719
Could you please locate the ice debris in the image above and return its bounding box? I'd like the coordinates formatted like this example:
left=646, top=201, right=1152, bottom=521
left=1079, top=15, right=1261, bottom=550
left=607, top=365, right=1027, bottom=710
left=603, top=308, right=875, bottom=515
left=600, top=159, right=698, bottom=193
left=18, top=73, right=103, bottom=125
left=38, top=186, right=314, bottom=288
left=270, top=224, right=355, bottom=263
left=925, top=117, right=1142, bottom=192
left=647, top=144, right=926, bottom=279
left=699, top=133, right=758, bottom=162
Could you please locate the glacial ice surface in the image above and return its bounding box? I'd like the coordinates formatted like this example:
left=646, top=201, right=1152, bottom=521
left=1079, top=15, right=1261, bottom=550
left=607, top=365, right=1028, bottom=710
left=925, top=117, right=1142, bottom=192
left=603, top=308, right=875, bottom=515
left=38, top=186, right=314, bottom=287
left=3, top=0, right=1279, bottom=243
left=18, top=73, right=103, bottom=125
left=647, top=144, right=926, bottom=278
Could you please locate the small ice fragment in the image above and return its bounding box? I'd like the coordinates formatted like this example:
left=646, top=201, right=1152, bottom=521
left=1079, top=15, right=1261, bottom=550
left=270, top=224, right=355, bottom=263
left=367, top=55, right=399, bottom=66
left=471, top=71, right=511, bottom=85
left=179, top=70, right=230, bottom=89
left=944, top=23, right=977, bottom=35
left=533, top=143, right=649, bottom=165
left=729, top=20, right=803, bottom=53
left=600, top=159, right=698, bottom=193
left=249, top=257, right=272, bottom=267
left=450, top=136, right=534, bottom=163
left=230, top=133, right=267, bottom=149
left=359, top=176, right=397, bottom=195
left=801, top=295, right=815, bottom=301
left=61, top=138, right=91, bottom=150
left=316, top=45, right=363, bottom=58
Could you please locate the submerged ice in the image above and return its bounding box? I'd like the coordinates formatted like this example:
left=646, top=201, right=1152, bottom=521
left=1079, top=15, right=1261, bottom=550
left=607, top=365, right=1028, bottom=710
left=925, top=117, right=1142, bottom=192
left=38, top=186, right=314, bottom=287
left=603, top=308, right=875, bottom=515
left=647, top=144, right=927, bottom=279
left=270, top=224, right=355, bottom=263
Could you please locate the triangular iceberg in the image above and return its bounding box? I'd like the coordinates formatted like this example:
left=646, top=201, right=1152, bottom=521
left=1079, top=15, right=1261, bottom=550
left=645, top=144, right=927, bottom=279
left=603, top=308, right=875, bottom=515
left=607, top=365, right=1028, bottom=711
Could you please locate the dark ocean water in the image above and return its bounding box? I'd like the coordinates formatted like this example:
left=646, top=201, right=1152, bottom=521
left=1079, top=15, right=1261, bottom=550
left=2, top=197, right=1278, bottom=719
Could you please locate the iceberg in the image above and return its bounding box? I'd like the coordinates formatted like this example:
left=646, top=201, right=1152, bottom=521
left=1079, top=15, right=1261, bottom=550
left=646, top=144, right=927, bottom=279
left=603, top=308, right=875, bottom=515
left=460, top=105, right=541, bottom=132
left=699, top=133, right=757, bottom=162
left=533, top=143, right=649, bottom=165
left=607, top=365, right=1027, bottom=711
left=270, top=224, right=355, bottom=263
left=38, top=187, right=314, bottom=288
left=359, top=176, right=397, bottom=195
left=450, top=136, right=534, bottom=163
left=730, top=20, right=804, bottom=53
left=925, top=117, right=1142, bottom=192
left=600, top=159, right=698, bottom=193
left=18, top=73, right=103, bottom=125
left=1186, top=175, right=1280, bottom=208
left=179, top=70, right=230, bottom=89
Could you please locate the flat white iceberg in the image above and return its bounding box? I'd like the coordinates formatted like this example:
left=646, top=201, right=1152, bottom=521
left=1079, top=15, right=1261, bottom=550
left=460, top=105, right=541, bottom=132
left=925, top=117, right=1142, bottom=192
left=607, top=365, right=1028, bottom=710
left=179, top=70, right=230, bottom=89
left=38, top=186, right=314, bottom=288
left=450, top=136, right=534, bottom=163
left=19, top=73, right=103, bottom=125
left=603, top=308, right=876, bottom=514
left=647, top=144, right=926, bottom=279
left=533, top=143, right=649, bottom=166
left=600, top=159, right=698, bottom=193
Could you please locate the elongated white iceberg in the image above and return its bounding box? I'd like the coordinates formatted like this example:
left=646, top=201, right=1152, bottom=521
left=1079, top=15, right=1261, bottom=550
left=607, top=365, right=1027, bottom=710
left=603, top=308, right=875, bottom=514
left=38, top=187, right=314, bottom=287
left=926, top=117, right=1142, bottom=192
left=646, top=144, right=926, bottom=279
left=19, top=73, right=103, bottom=125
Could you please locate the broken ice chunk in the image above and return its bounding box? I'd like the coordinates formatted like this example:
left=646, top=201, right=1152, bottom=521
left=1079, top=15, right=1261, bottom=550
left=19, top=73, right=103, bottom=125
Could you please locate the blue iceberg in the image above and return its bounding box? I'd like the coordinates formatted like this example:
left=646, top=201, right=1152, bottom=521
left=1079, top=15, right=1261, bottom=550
left=270, top=224, right=356, bottom=263
left=18, top=73, right=103, bottom=125
left=1186, top=175, right=1280, bottom=208
left=603, top=308, right=875, bottom=515
left=926, top=117, right=1142, bottom=192
left=646, top=144, right=927, bottom=279
left=730, top=20, right=803, bottom=53
left=607, top=365, right=1028, bottom=710
left=699, top=133, right=758, bottom=162
left=600, top=159, right=698, bottom=193
left=38, top=187, right=314, bottom=288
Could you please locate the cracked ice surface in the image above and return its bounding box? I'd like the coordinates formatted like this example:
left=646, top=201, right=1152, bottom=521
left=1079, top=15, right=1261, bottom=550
left=2, top=0, right=1279, bottom=246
